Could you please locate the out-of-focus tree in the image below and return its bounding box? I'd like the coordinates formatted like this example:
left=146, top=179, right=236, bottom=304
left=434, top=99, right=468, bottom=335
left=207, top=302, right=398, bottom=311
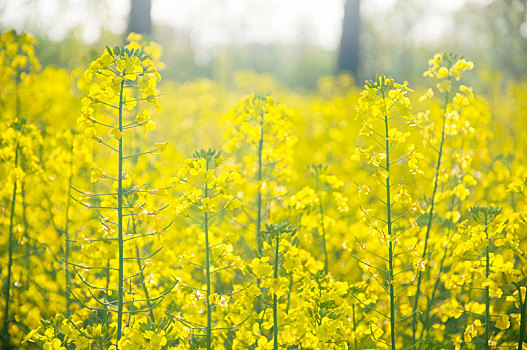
left=359, top=0, right=428, bottom=85
left=337, top=0, right=360, bottom=79
left=127, top=0, right=152, bottom=36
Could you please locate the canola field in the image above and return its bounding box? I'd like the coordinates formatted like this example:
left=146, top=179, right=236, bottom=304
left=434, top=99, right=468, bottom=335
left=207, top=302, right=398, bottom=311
left=1, top=30, right=527, bottom=349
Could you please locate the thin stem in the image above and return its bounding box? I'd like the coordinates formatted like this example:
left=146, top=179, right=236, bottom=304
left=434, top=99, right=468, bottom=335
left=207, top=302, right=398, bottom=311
left=116, top=76, right=125, bottom=346
left=383, top=91, right=396, bottom=350
left=65, top=138, right=74, bottom=317
left=315, top=172, right=329, bottom=275
left=256, top=115, right=264, bottom=256
left=353, top=304, right=358, bottom=350
left=135, top=244, right=156, bottom=326
left=412, top=86, right=450, bottom=347
left=21, top=181, right=29, bottom=291
left=273, top=227, right=280, bottom=350
left=2, top=144, right=19, bottom=347
left=518, top=283, right=526, bottom=350
left=123, top=150, right=152, bottom=160
left=484, top=220, right=490, bottom=350
left=204, top=161, right=212, bottom=350
left=349, top=292, right=390, bottom=319
left=389, top=246, right=396, bottom=350
left=63, top=259, right=118, bottom=271
left=420, top=223, right=453, bottom=339
left=3, top=70, right=22, bottom=348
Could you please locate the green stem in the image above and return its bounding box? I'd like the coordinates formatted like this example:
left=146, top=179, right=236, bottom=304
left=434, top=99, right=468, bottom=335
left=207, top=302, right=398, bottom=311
left=65, top=138, right=74, bottom=317
left=484, top=220, right=490, bottom=350
left=2, top=144, right=19, bottom=347
left=135, top=244, right=156, bottom=326
left=383, top=95, right=396, bottom=350
left=256, top=117, right=264, bottom=256
left=22, top=181, right=29, bottom=291
left=105, top=259, right=110, bottom=324
left=314, top=173, right=328, bottom=275
left=273, top=227, right=280, bottom=350
left=204, top=161, right=212, bottom=350
left=412, top=88, right=450, bottom=348
left=420, top=219, right=452, bottom=340
left=319, top=200, right=328, bottom=275
left=3, top=72, right=21, bottom=348
left=353, top=304, right=358, bottom=350
left=116, top=77, right=125, bottom=346
left=518, top=284, right=526, bottom=350
left=388, top=243, right=395, bottom=350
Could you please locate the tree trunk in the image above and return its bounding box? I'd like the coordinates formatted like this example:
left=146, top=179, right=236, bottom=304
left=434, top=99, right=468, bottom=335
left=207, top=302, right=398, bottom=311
left=338, top=0, right=361, bottom=79
left=127, top=0, right=152, bottom=36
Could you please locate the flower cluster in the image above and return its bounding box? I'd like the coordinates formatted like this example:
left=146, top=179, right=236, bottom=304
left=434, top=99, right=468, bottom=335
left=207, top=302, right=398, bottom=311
left=1, top=29, right=525, bottom=350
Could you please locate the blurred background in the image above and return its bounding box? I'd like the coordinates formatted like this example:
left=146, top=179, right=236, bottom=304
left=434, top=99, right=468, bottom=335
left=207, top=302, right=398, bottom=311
left=1, top=0, right=526, bottom=91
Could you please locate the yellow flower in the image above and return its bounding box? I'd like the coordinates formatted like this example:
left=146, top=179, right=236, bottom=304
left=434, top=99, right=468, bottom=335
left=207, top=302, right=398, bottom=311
left=152, top=142, right=167, bottom=154
left=90, top=167, right=106, bottom=183
left=494, top=315, right=510, bottom=330
left=110, top=128, right=122, bottom=140
left=454, top=183, right=470, bottom=200
left=437, top=66, right=449, bottom=79
left=388, top=128, right=411, bottom=143
left=251, top=257, right=273, bottom=277
left=126, top=32, right=142, bottom=43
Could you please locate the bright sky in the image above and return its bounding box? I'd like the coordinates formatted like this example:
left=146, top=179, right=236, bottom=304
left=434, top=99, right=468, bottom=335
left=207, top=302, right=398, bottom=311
left=0, top=0, right=490, bottom=49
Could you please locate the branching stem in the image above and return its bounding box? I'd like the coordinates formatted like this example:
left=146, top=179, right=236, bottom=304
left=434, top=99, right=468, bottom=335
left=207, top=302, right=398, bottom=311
left=116, top=76, right=125, bottom=346
left=256, top=115, right=264, bottom=256
left=412, top=85, right=450, bottom=347
left=484, top=219, right=490, bottom=350
left=382, top=91, right=396, bottom=350
left=2, top=144, right=19, bottom=348
left=273, top=226, right=280, bottom=350
left=204, top=160, right=212, bottom=350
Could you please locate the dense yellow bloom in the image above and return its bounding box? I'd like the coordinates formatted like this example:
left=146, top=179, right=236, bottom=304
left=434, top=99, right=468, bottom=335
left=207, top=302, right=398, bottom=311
left=1, top=30, right=526, bottom=350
